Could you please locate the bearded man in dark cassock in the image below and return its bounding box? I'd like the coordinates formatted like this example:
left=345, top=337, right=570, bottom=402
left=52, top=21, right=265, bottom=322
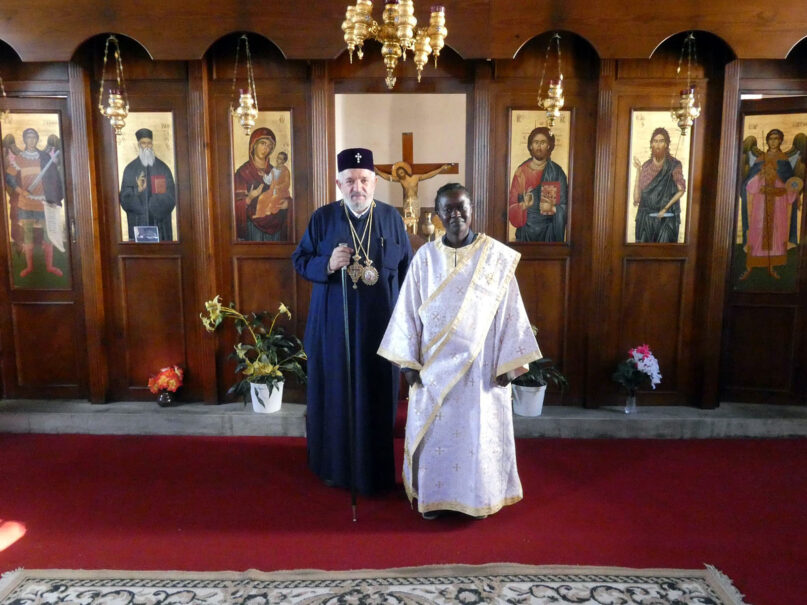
left=292, top=148, right=413, bottom=495
left=119, top=128, right=176, bottom=241
left=234, top=127, right=288, bottom=241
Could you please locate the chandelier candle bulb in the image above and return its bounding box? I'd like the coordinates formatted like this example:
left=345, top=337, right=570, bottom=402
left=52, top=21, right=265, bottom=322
left=343, top=6, right=357, bottom=61
left=396, top=0, right=417, bottom=59
left=428, top=6, right=447, bottom=66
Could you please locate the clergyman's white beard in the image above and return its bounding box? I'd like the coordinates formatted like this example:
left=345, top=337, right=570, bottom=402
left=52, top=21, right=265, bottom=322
left=139, top=148, right=155, bottom=167
left=346, top=195, right=371, bottom=215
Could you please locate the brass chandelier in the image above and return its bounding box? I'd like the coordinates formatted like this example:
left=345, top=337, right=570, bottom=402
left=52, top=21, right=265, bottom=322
left=341, top=0, right=448, bottom=89
left=97, top=35, right=129, bottom=137
left=671, top=33, right=701, bottom=136
left=537, top=33, right=564, bottom=131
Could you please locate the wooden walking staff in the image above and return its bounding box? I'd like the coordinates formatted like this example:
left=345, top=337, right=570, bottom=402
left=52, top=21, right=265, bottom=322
left=340, top=253, right=358, bottom=522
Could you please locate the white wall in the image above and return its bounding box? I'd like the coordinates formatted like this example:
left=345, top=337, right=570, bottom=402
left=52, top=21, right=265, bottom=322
left=334, top=94, right=466, bottom=210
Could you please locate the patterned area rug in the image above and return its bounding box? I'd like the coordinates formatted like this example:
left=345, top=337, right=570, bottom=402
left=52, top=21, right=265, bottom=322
left=0, top=563, right=747, bottom=604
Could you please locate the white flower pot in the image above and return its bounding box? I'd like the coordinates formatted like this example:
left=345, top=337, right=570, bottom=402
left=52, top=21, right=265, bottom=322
left=512, top=384, right=546, bottom=417
left=250, top=382, right=283, bottom=413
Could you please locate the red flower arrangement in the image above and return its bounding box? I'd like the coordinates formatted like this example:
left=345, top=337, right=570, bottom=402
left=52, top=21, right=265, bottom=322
left=148, top=365, right=184, bottom=394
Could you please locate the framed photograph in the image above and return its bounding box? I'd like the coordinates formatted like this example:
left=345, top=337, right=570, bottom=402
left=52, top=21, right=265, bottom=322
left=133, top=225, right=160, bottom=243
left=115, top=112, right=178, bottom=242
left=626, top=110, right=692, bottom=244
left=731, top=111, right=806, bottom=292
left=1, top=111, right=71, bottom=289
left=507, top=109, right=571, bottom=243
left=232, top=111, right=293, bottom=242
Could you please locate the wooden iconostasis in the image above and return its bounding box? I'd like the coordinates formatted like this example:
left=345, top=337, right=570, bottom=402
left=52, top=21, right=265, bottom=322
left=0, top=25, right=805, bottom=406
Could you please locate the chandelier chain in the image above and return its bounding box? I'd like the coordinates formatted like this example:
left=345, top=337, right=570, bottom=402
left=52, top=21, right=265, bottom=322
left=676, top=32, right=697, bottom=86
left=245, top=35, right=258, bottom=110
left=230, top=36, right=242, bottom=113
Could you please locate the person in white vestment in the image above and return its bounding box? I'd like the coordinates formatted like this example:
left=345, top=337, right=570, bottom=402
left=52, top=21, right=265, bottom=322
left=378, top=183, right=542, bottom=519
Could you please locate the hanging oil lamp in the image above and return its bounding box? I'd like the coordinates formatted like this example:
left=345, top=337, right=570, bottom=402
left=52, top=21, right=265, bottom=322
left=537, top=33, right=564, bottom=131
left=670, top=33, right=701, bottom=136
left=230, top=35, right=259, bottom=135
left=97, top=35, right=129, bottom=136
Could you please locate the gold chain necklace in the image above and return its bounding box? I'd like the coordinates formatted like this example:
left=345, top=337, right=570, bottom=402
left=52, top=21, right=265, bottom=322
left=343, top=201, right=379, bottom=289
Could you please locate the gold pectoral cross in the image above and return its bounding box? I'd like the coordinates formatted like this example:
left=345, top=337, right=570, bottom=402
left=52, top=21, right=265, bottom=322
left=347, top=256, right=363, bottom=289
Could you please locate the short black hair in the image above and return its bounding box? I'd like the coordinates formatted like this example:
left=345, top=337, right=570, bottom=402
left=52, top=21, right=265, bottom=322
left=435, top=183, right=471, bottom=211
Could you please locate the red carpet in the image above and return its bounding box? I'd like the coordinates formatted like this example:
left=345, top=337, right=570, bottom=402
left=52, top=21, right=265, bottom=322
left=1, top=434, right=805, bottom=605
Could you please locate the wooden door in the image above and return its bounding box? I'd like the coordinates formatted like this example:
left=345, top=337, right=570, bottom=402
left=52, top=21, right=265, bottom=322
left=0, top=97, right=88, bottom=398
left=97, top=80, right=204, bottom=402
left=720, top=96, right=807, bottom=404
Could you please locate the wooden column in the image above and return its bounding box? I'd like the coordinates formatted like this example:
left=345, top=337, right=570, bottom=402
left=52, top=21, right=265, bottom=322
left=472, top=61, right=492, bottom=229
left=67, top=61, right=108, bottom=403
left=187, top=59, right=219, bottom=403
left=310, top=61, right=330, bottom=208
left=586, top=59, right=617, bottom=406
left=701, top=60, right=741, bottom=407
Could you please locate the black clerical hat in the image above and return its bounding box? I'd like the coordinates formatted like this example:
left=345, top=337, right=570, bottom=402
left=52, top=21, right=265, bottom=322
left=337, top=147, right=374, bottom=172
left=135, top=128, right=154, bottom=141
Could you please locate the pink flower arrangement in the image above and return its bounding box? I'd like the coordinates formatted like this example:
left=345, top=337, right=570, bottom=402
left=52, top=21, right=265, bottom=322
left=612, top=344, right=662, bottom=393
left=148, top=365, right=184, bottom=394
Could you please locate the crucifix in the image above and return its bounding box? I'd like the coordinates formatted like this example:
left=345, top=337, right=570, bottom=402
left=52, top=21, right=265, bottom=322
left=374, top=132, right=459, bottom=236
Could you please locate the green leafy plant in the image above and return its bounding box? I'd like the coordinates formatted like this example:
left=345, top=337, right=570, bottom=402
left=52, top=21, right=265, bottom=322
left=512, top=324, right=568, bottom=391
left=512, top=357, right=568, bottom=390
left=200, top=296, right=306, bottom=403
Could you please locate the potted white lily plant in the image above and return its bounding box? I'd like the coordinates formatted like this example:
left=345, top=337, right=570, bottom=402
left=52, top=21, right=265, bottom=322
left=200, top=296, right=306, bottom=412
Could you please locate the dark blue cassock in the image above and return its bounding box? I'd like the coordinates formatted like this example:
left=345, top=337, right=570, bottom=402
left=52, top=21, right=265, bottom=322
left=292, top=200, right=413, bottom=495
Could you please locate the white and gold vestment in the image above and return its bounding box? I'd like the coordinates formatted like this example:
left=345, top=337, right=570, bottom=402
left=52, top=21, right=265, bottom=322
left=378, top=234, right=541, bottom=516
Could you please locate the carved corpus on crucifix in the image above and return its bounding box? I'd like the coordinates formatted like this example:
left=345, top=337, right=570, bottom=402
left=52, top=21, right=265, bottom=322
left=374, top=132, right=459, bottom=237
